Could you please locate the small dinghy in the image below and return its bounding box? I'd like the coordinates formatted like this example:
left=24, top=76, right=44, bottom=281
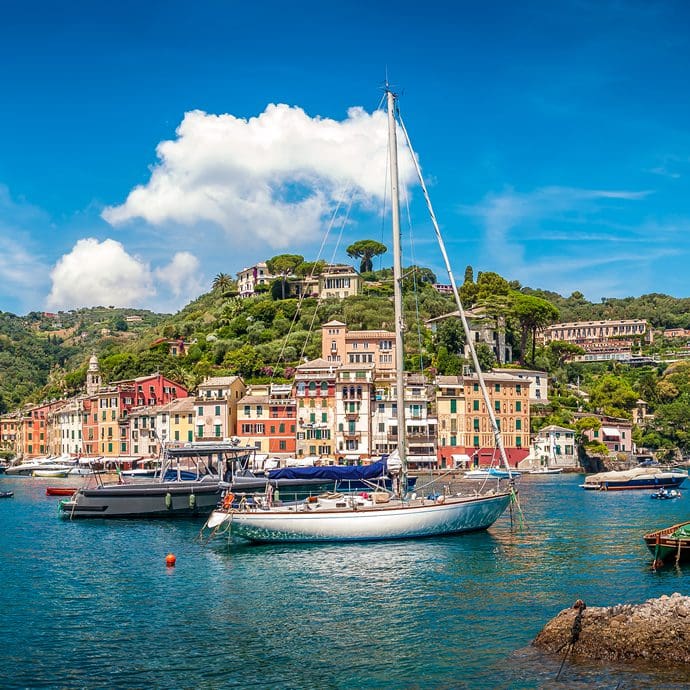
left=0, top=491, right=14, bottom=498
left=651, top=487, right=682, bottom=500
left=46, top=487, right=78, bottom=496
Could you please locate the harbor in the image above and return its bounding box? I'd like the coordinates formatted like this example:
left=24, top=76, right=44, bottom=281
left=2, top=473, right=690, bottom=689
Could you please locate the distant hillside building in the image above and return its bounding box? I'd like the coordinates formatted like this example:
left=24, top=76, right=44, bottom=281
left=541, top=319, right=653, bottom=353
left=237, top=262, right=274, bottom=298
left=291, top=264, right=362, bottom=300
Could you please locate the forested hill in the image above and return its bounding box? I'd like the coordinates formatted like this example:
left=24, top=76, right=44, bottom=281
left=3, top=266, right=690, bottom=413
left=0, top=307, right=165, bottom=412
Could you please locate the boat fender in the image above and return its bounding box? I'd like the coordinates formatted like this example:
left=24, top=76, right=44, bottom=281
left=436, top=495, right=446, bottom=505
left=189, top=493, right=196, bottom=509
left=222, top=492, right=235, bottom=510
left=165, top=492, right=172, bottom=509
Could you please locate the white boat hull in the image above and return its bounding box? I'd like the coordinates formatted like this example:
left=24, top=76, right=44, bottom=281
left=211, top=492, right=512, bottom=543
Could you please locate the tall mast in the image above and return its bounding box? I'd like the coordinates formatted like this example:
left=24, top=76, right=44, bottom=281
left=387, top=87, right=407, bottom=494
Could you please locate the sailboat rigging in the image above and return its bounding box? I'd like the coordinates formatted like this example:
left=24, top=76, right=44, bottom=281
left=200, top=86, right=516, bottom=543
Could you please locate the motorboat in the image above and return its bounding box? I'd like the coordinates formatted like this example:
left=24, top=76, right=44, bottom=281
left=464, top=467, right=521, bottom=480
left=58, top=442, right=255, bottom=519
left=5, top=455, right=76, bottom=477
left=525, top=467, right=563, bottom=475
left=650, top=487, right=682, bottom=500
left=581, top=467, right=687, bottom=491
left=0, top=490, right=13, bottom=498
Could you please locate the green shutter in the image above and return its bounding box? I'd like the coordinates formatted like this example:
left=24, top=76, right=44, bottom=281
left=450, top=399, right=457, bottom=413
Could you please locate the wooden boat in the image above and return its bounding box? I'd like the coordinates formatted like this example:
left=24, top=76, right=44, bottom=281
left=46, top=487, right=78, bottom=496
left=0, top=490, right=13, bottom=498
left=644, top=521, right=690, bottom=566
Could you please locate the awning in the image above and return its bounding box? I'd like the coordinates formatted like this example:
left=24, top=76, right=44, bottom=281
left=601, top=427, right=621, bottom=438
left=407, top=455, right=437, bottom=464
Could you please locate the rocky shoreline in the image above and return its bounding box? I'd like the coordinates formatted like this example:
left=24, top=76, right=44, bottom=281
left=534, top=594, right=690, bottom=665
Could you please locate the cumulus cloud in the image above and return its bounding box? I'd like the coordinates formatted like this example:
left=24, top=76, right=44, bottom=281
left=154, top=251, right=204, bottom=308
left=47, top=238, right=155, bottom=309
left=46, top=239, right=208, bottom=312
left=102, top=104, right=416, bottom=248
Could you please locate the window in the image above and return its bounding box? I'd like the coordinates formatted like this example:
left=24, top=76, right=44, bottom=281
left=279, top=423, right=285, bottom=433
left=494, top=401, right=500, bottom=412
left=473, top=435, right=480, bottom=447
left=515, top=402, right=522, bottom=412
left=473, top=383, right=479, bottom=392
left=121, top=442, right=127, bottom=453
left=174, top=430, right=180, bottom=441
left=215, top=405, right=221, bottom=416
left=279, top=440, right=287, bottom=451
left=473, top=418, right=480, bottom=431
left=516, top=384, right=521, bottom=394
left=494, top=384, right=500, bottom=392
left=197, top=425, right=204, bottom=438
left=516, top=437, right=522, bottom=447
left=450, top=399, right=457, bottom=413
left=516, top=419, right=522, bottom=430
left=214, top=425, right=221, bottom=437
left=473, top=400, right=479, bottom=411
left=188, top=430, right=193, bottom=442
left=256, top=406, right=263, bottom=417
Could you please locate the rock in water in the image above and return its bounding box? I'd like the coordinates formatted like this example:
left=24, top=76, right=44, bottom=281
left=534, top=594, right=690, bottom=665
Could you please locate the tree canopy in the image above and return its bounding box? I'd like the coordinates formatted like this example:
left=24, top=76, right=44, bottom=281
left=346, top=240, right=387, bottom=273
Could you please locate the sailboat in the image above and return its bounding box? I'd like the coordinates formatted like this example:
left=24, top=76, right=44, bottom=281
left=201, top=87, right=516, bottom=543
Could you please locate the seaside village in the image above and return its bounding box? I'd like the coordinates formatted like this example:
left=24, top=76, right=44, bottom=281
left=0, top=260, right=655, bottom=473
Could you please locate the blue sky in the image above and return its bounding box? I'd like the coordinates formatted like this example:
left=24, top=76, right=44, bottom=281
left=1, top=0, right=690, bottom=314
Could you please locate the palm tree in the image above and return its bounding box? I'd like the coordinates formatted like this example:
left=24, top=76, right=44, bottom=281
left=212, top=273, right=232, bottom=293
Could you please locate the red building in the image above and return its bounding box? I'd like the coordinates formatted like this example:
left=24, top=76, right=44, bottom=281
left=236, top=384, right=296, bottom=457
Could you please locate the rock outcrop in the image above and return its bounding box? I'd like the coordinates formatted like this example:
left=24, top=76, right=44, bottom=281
left=534, top=594, right=690, bottom=665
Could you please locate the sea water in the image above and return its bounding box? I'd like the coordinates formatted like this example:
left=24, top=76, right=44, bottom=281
left=1, top=474, right=690, bottom=689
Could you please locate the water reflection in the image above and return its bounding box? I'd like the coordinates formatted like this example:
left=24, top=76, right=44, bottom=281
left=3, top=473, right=690, bottom=688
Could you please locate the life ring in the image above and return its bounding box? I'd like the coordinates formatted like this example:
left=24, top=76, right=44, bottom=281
left=222, top=493, right=235, bottom=509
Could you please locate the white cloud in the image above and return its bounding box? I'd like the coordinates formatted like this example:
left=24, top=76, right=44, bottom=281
left=154, top=251, right=204, bottom=309
left=46, top=239, right=208, bottom=312
left=102, top=104, right=416, bottom=249
left=47, top=238, right=155, bottom=310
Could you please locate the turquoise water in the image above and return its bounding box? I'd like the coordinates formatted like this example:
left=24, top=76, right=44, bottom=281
left=2, top=474, right=690, bottom=689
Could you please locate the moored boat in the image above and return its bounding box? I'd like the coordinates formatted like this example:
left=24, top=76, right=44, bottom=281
left=0, top=490, right=13, bottom=498
left=46, top=487, right=78, bottom=496
left=526, top=467, right=563, bottom=475
left=644, top=521, right=690, bottom=566
left=650, top=487, right=681, bottom=500
left=201, top=86, right=516, bottom=545
left=59, top=443, right=254, bottom=519
left=464, top=467, right=521, bottom=481
left=581, top=467, right=687, bottom=491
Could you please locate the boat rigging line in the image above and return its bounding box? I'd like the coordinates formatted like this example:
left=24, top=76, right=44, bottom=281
left=395, top=100, right=527, bottom=527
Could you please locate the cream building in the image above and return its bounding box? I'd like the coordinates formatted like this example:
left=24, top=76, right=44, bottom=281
left=237, top=262, right=274, bottom=298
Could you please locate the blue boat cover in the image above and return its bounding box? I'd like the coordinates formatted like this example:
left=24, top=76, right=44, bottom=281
left=268, top=460, right=388, bottom=481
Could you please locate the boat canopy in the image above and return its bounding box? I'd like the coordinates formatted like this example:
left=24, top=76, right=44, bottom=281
left=268, top=460, right=388, bottom=481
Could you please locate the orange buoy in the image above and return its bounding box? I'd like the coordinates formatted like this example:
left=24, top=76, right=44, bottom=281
left=165, top=553, right=176, bottom=568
